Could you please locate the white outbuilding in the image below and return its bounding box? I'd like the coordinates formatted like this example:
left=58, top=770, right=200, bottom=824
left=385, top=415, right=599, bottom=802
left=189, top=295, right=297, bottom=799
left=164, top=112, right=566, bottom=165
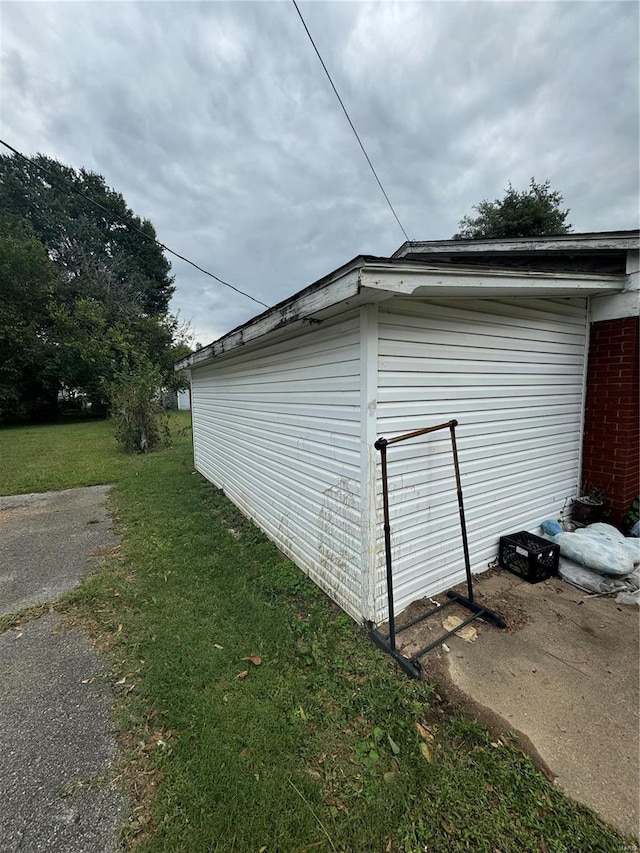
left=177, top=388, right=191, bottom=411
left=176, top=231, right=639, bottom=625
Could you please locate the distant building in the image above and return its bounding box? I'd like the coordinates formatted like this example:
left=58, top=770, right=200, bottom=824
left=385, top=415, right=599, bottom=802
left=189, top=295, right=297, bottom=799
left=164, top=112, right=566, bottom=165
left=177, top=388, right=191, bottom=411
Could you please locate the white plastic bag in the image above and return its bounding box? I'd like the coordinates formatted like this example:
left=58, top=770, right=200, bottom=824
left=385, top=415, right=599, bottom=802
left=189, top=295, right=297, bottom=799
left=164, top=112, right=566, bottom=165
left=558, top=561, right=629, bottom=594
left=554, top=530, right=635, bottom=577
left=615, top=588, right=640, bottom=606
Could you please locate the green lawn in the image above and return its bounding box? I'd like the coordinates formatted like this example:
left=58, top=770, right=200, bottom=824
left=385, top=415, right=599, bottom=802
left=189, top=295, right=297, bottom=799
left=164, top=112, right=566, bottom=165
left=0, top=418, right=129, bottom=495
left=0, top=415, right=633, bottom=852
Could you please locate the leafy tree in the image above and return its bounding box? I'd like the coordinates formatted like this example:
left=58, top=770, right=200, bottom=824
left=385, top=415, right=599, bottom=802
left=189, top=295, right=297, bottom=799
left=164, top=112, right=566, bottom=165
left=0, top=212, right=58, bottom=420
left=0, top=153, right=174, bottom=315
left=454, top=178, right=572, bottom=240
left=50, top=297, right=135, bottom=404
left=165, top=329, right=195, bottom=394
left=0, top=153, right=191, bottom=420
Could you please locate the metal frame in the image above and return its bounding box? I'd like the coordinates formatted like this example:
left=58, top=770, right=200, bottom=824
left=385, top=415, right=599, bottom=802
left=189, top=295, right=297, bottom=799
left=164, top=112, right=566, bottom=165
left=367, top=419, right=506, bottom=678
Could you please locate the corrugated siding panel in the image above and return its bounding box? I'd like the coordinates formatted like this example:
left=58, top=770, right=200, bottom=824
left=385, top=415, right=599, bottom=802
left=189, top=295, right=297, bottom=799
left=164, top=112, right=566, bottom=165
left=191, top=313, right=363, bottom=619
left=375, top=297, right=587, bottom=620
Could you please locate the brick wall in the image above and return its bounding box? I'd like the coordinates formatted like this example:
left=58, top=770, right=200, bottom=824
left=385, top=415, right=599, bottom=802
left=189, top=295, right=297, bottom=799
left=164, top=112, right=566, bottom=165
left=581, top=316, right=640, bottom=528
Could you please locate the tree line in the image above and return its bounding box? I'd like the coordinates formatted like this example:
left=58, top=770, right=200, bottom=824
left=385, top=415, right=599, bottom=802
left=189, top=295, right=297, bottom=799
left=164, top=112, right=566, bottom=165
left=0, top=153, right=191, bottom=423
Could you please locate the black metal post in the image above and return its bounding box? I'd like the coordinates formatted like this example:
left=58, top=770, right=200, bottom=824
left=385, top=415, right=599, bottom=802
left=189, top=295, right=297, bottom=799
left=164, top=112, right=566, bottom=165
left=368, top=419, right=506, bottom=677
left=449, top=420, right=474, bottom=603
left=374, top=437, right=396, bottom=650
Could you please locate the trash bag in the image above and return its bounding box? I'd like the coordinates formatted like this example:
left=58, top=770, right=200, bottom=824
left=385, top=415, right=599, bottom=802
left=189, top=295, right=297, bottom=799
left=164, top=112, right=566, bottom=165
left=625, top=566, right=640, bottom=590
left=541, top=519, right=563, bottom=536
left=554, top=529, right=637, bottom=577
left=616, top=587, right=640, bottom=606
left=614, top=567, right=640, bottom=605
left=558, top=561, right=629, bottom=594
left=574, top=523, right=640, bottom=565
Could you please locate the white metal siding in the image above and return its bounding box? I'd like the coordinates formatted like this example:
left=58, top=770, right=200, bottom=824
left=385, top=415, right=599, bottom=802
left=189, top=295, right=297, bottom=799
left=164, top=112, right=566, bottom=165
left=191, top=313, right=363, bottom=619
left=375, top=297, right=587, bottom=620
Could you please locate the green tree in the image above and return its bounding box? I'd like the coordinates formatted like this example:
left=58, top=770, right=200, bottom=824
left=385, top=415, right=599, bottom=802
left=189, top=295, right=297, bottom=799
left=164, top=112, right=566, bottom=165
left=50, top=297, right=134, bottom=404
left=0, top=153, right=174, bottom=315
left=0, top=153, right=190, bottom=420
left=454, top=178, right=572, bottom=240
left=0, top=212, right=58, bottom=421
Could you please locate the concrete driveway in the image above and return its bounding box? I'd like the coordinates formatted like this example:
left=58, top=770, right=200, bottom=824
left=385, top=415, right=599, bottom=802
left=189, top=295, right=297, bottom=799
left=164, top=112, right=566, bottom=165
left=398, top=569, right=640, bottom=838
left=0, top=486, right=118, bottom=617
left=0, top=486, right=126, bottom=853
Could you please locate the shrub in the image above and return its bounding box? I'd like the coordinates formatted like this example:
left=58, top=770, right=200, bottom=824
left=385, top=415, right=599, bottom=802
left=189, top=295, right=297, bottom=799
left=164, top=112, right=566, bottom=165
left=111, top=362, right=170, bottom=453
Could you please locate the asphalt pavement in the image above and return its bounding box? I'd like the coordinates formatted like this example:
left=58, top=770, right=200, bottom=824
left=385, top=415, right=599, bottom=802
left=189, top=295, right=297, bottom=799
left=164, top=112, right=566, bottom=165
left=0, top=486, right=126, bottom=853
left=0, top=486, right=118, bottom=618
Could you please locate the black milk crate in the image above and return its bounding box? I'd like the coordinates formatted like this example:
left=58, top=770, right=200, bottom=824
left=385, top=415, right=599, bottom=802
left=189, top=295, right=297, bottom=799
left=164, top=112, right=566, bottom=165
left=498, top=531, right=560, bottom=583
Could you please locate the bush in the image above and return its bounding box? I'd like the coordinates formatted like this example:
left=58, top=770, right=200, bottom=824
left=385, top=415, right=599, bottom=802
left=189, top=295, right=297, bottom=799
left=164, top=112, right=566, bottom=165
left=111, top=363, right=170, bottom=453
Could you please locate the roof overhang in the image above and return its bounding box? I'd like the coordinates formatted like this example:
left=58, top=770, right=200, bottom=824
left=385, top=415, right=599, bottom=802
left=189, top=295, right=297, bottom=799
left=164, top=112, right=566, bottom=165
left=176, top=259, right=626, bottom=371
left=393, top=230, right=640, bottom=259
left=177, top=261, right=364, bottom=370
left=360, top=263, right=626, bottom=298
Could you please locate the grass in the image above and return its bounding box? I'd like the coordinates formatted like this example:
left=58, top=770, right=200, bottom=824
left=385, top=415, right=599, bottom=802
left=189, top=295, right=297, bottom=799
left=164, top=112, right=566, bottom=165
left=0, top=418, right=129, bottom=494
left=0, top=414, right=634, bottom=852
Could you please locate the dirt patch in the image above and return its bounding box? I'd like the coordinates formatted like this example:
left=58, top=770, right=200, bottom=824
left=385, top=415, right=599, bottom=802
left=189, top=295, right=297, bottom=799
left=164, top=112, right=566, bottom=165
left=388, top=568, right=529, bottom=650
left=88, top=546, right=121, bottom=558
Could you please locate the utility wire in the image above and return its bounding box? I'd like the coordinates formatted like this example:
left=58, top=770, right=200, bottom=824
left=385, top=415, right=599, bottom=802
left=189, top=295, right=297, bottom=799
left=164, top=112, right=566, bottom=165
left=0, top=138, right=270, bottom=309
left=291, top=0, right=411, bottom=244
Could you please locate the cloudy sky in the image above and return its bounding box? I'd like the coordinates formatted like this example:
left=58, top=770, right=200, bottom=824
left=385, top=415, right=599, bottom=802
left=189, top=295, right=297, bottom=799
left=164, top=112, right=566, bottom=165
left=1, top=1, right=638, bottom=346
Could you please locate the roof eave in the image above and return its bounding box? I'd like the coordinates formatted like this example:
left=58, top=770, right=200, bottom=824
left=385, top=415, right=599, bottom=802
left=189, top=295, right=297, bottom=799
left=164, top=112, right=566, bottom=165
left=176, top=260, right=627, bottom=371
left=175, top=260, right=366, bottom=371
left=361, top=263, right=626, bottom=298
left=393, top=229, right=640, bottom=258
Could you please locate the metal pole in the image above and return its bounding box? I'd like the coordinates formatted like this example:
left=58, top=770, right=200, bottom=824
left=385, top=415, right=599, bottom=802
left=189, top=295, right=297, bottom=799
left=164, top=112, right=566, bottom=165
left=369, top=420, right=505, bottom=676
left=449, top=420, right=474, bottom=603
left=385, top=420, right=455, bottom=446
left=375, top=437, right=396, bottom=650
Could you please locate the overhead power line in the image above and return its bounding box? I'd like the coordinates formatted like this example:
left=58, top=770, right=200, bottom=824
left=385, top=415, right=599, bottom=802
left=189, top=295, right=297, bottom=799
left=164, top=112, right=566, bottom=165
left=291, top=0, right=411, bottom=244
left=0, top=138, right=270, bottom=310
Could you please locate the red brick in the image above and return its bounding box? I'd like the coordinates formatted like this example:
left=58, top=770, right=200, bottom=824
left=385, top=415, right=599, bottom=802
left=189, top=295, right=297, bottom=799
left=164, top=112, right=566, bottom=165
left=582, top=316, right=639, bottom=526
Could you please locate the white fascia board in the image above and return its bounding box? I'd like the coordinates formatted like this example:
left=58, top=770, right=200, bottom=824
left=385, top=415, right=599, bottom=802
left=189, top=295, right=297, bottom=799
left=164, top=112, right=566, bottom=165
left=177, top=268, right=362, bottom=370
left=176, top=260, right=627, bottom=372
left=359, top=264, right=626, bottom=298
left=393, top=232, right=640, bottom=258
left=590, top=246, right=639, bottom=320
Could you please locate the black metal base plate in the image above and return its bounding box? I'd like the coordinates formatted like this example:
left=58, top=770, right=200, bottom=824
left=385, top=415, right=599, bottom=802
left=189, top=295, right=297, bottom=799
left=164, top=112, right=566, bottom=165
left=368, top=626, right=422, bottom=678
left=446, top=590, right=507, bottom=629
left=368, top=592, right=506, bottom=678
